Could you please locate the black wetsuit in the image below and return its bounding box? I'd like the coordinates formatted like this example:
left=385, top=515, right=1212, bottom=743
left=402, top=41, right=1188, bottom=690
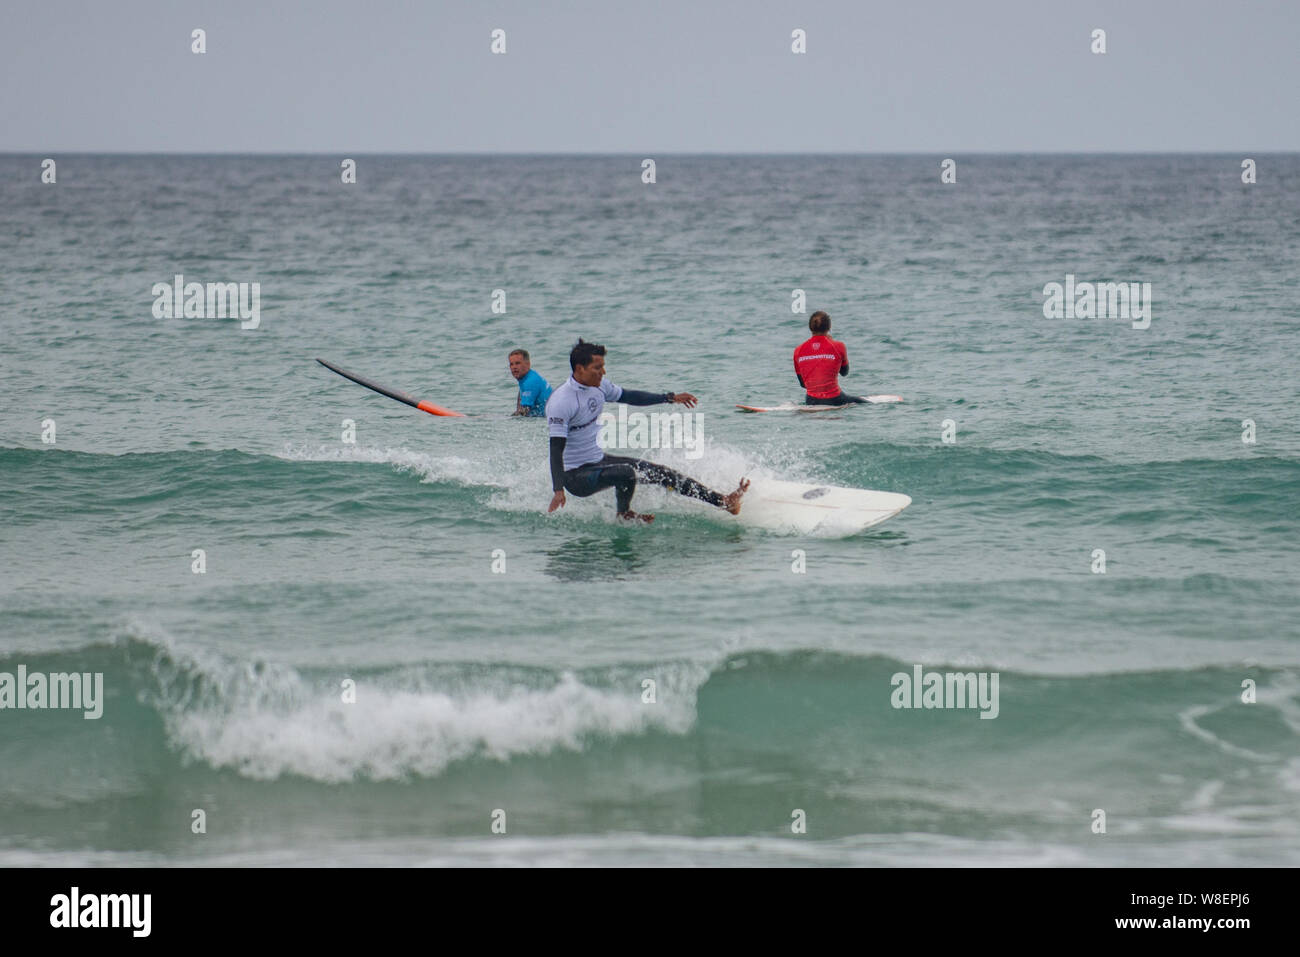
left=804, top=392, right=866, bottom=406
left=560, top=454, right=725, bottom=513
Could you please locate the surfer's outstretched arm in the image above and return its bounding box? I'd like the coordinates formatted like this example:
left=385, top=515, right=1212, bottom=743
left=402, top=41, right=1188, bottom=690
left=615, top=389, right=698, bottom=409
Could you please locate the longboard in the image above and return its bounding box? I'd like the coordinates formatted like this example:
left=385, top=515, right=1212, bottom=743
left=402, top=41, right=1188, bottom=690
left=316, top=358, right=466, bottom=417
left=736, top=395, right=903, bottom=413
left=735, top=478, right=911, bottom=534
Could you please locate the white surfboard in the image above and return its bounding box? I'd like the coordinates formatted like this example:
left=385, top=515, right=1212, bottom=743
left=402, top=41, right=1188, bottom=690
left=734, top=478, right=911, bottom=534
left=736, top=395, right=903, bottom=412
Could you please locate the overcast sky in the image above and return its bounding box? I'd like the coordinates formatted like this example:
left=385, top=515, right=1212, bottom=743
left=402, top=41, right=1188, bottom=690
left=2, top=0, right=1296, bottom=152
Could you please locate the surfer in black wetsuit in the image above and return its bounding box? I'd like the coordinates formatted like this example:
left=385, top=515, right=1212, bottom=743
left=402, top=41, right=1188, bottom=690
left=546, top=340, right=748, bottom=523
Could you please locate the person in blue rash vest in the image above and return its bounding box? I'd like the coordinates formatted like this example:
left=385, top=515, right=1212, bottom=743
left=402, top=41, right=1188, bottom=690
left=546, top=339, right=749, bottom=524
left=508, top=349, right=552, bottom=416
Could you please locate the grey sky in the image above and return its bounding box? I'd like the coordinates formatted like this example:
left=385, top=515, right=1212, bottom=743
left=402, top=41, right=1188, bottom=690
left=2, top=0, right=1296, bottom=152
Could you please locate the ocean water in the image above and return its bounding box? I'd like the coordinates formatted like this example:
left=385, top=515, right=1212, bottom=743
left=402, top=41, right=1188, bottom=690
left=1, top=154, right=1298, bottom=866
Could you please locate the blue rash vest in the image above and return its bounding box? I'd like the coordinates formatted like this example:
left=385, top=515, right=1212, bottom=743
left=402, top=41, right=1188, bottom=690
left=517, top=369, right=552, bottom=416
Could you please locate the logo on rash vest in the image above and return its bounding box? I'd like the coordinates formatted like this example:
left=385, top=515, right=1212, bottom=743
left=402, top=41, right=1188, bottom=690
left=587, top=398, right=598, bottom=412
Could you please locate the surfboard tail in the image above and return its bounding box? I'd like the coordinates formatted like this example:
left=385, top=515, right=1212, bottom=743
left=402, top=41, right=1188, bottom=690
left=415, top=400, right=464, bottom=417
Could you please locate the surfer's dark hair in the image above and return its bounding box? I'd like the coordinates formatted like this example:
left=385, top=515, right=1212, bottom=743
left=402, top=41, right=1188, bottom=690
left=809, top=311, right=831, bottom=334
left=570, top=338, right=606, bottom=370
left=508, top=349, right=530, bottom=361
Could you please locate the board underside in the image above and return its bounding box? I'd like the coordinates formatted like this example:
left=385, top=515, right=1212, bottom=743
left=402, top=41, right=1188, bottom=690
left=734, top=478, right=911, bottom=534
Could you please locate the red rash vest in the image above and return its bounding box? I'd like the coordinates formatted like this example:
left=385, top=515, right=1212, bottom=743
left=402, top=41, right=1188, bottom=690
left=793, top=335, right=848, bottom=399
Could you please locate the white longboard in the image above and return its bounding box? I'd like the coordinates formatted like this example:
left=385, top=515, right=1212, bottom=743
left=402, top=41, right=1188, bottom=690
left=736, top=395, right=902, bottom=412
left=734, top=478, right=911, bottom=534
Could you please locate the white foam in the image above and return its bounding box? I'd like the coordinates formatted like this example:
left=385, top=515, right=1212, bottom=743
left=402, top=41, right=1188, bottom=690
left=279, top=443, right=511, bottom=489
left=12, top=832, right=1298, bottom=868
left=157, top=660, right=707, bottom=783
left=279, top=435, right=821, bottom=525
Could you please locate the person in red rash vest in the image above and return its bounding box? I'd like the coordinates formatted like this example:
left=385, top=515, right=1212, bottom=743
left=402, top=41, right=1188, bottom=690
left=792, top=311, right=865, bottom=405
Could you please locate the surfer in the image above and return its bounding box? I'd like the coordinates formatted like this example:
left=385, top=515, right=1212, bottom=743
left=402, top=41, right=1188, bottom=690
left=509, top=349, right=553, bottom=416
left=794, top=311, right=866, bottom=406
left=546, top=339, right=749, bottom=523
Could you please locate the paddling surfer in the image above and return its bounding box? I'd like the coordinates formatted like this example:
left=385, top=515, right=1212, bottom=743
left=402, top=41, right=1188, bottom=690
left=794, top=311, right=866, bottom=406
left=508, top=349, right=552, bottom=416
left=546, top=339, right=749, bottom=523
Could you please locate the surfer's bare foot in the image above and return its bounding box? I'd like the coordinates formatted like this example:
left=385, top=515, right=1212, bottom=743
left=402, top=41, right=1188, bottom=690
left=617, top=510, right=655, bottom=524
left=722, top=478, right=750, bottom=515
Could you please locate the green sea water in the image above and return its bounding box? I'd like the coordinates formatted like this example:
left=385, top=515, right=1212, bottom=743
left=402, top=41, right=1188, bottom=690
left=1, top=154, right=1298, bottom=865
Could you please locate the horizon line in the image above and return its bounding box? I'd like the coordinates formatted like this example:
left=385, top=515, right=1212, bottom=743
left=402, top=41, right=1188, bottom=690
left=1, top=149, right=1293, bottom=157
